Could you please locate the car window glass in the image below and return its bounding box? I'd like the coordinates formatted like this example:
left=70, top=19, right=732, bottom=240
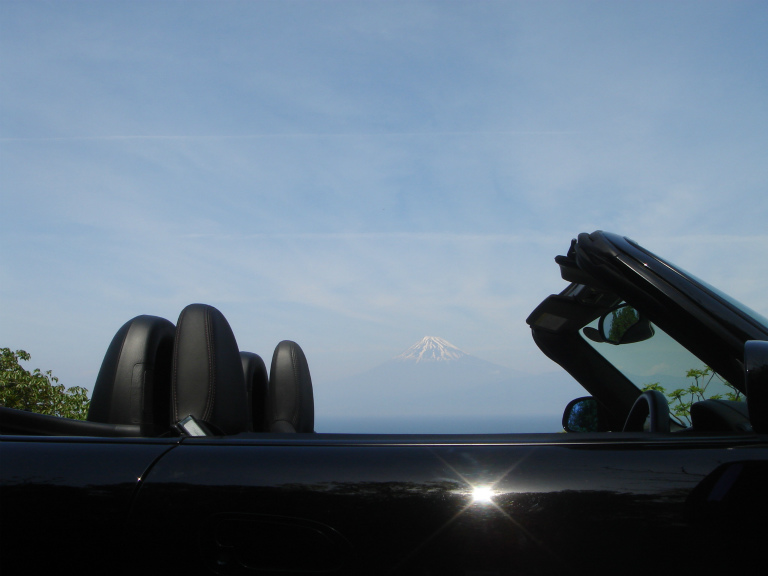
left=581, top=314, right=743, bottom=426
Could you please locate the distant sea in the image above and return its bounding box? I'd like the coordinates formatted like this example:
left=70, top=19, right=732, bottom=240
left=315, top=414, right=561, bottom=434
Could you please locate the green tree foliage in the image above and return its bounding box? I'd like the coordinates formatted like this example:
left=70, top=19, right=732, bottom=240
left=642, top=366, right=742, bottom=427
left=607, top=306, right=639, bottom=343
left=0, top=348, right=90, bottom=420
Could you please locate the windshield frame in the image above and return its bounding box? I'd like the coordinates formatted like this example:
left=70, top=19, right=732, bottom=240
left=573, top=232, right=768, bottom=394
left=625, top=237, right=768, bottom=334
left=529, top=231, right=766, bottom=426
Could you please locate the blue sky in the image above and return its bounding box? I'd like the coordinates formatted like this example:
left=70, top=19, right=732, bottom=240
left=1, top=1, right=767, bottom=425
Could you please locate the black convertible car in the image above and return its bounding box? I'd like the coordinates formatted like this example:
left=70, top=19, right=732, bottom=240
left=2, top=231, right=767, bottom=575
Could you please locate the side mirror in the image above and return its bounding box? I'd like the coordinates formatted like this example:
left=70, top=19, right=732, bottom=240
left=745, top=340, right=768, bottom=434
left=563, top=396, right=602, bottom=432
left=583, top=304, right=655, bottom=345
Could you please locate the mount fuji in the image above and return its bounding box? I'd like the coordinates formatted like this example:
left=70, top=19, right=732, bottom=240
left=394, top=336, right=467, bottom=362
left=318, top=335, right=572, bottom=421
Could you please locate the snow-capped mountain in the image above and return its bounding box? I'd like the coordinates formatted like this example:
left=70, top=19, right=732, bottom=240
left=394, top=336, right=466, bottom=362
left=315, top=335, right=582, bottom=432
left=320, top=336, right=529, bottom=414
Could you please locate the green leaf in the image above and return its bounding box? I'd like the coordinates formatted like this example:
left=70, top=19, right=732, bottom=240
left=0, top=348, right=90, bottom=420
left=642, top=382, right=666, bottom=393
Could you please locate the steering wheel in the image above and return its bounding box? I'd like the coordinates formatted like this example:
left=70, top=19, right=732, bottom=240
left=623, top=390, right=670, bottom=432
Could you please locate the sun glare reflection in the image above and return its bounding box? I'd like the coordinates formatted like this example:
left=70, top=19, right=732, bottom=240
left=471, top=485, right=495, bottom=503
left=389, top=448, right=560, bottom=573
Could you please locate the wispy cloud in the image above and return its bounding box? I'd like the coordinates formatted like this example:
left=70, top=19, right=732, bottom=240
left=2, top=0, right=767, bottom=403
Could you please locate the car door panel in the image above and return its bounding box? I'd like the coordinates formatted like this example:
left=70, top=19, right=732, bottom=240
left=0, top=437, right=178, bottom=574
left=126, top=434, right=768, bottom=575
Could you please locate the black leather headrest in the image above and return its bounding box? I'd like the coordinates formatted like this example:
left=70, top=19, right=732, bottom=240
left=172, top=304, right=248, bottom=435
left=267, top=340, right=314, bottom=433
left=240, top=351, right=269, bottom=432
left=88, top=315, right=175, bottom=435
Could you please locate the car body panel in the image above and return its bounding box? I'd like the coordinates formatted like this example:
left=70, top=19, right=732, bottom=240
left=36, top=433, right=768, bottom=574
left=5, top=432, right=766, bottom=574
left=0, top=437, right=178, bottom=573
